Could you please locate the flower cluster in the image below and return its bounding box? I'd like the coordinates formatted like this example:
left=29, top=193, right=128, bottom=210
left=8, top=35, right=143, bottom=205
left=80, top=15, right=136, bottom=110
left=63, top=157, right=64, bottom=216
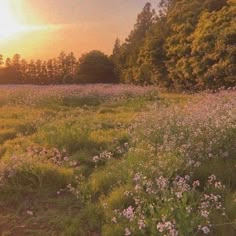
left=93, top=150, right=113, bottom=166
left=156, top=220, right=178, bottom=236
left=25, top=145, right=80, bottom=168
left=131, top=90, right=236, bottom=168
left=108, top=173, right=225, bottom=235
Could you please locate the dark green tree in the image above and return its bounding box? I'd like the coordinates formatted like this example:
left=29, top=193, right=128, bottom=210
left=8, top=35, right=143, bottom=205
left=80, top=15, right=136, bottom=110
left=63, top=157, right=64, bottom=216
left=137, top=17, right=169, bottom=86
left=112, top=2, right=156, bottom=84
left=77, top=50, right=117, bottom=83
left=164, top=0, right=206, bottom=90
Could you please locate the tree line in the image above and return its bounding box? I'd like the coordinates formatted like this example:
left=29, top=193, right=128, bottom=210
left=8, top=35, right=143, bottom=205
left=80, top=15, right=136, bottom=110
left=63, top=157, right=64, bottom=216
left=111, top=0, right=236, bottom=90
left=0, top=51, right=118, bottom=84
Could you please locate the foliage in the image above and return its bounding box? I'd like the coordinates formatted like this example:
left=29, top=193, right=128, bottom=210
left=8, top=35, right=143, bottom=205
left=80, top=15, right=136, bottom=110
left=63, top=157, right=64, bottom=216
left=0, top=51, right=117, bottom=84
left=191, top=3, right=236, bottom=88
left=77, top=50, right=117, bottom=83
left=111, top=2, right=156, bottom=84
left=111, top=0, right=235, bottom=90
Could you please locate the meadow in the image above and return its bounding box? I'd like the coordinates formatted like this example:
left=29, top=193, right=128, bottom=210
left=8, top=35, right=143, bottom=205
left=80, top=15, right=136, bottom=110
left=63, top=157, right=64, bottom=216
left=0, top=85, right=235, bottom=236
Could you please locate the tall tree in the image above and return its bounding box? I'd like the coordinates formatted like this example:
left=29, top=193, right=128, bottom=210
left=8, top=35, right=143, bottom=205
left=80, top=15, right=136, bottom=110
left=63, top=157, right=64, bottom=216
left=47, top=59, right=55, bottom=83
left=20, top=59, right=28, bottom=83
left=112, top=2, right=156, bottom=83
left=28, top=60, right=37, bottom=84
left=136, top=16, right=169, bottom=86
left=191, top=1, right=236, bottom=88
left=5, top=58, right=12, bottom=67
left=164, top=0, right=206, bottom=90
left=65, top=52, right=77, bottom=83
left=12, top=54, right=21, bottom=71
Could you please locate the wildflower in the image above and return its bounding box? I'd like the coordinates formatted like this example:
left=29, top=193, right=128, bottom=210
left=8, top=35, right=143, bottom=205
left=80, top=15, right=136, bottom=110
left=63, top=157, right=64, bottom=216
left=157, top=220, right=178, bottom=236
left=124, top=228, right=131, bottom=236
left=201, top=210, right=209, bottom=218
left=123, top=206, right=135, bottom=220
left=186, top=206, right=192, bottom=213
left=92, top=156, right=99, bottom=163
left=156, top=176, right=168, bottom=190
left=134, top=184, right=142, bottom=192
left=193, top=180, right=200, bottom=188
left=201, top=226, right=210, bottom=234
left=175, top=192, right=183, bottom=199
left=124, top=191, right=133, bottom=197
left=26, top=210, right=34, bottom=216
left=138, top=219, right=146, bottom=230
left=133, top=173, right=141, bottom=182
left=208, top=175, right=216, bottom=184
left=111, top=217, right=117, bottom=224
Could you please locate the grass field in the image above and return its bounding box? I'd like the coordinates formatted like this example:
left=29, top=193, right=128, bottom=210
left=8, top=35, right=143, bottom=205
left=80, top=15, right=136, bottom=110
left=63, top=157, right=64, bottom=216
left=0, top=85, right=235, bottom=236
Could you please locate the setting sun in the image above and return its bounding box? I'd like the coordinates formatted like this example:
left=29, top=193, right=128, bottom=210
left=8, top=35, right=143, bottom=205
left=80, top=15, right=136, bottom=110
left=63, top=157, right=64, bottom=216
left=0, top=0, right=47, bottom=40
left=0, top=0, right=23, bottom=39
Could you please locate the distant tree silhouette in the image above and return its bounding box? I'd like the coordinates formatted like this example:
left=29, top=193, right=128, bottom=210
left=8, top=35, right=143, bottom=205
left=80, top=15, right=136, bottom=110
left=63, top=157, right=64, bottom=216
left=0, top=54, right=3, bottom=67
left=5, top=58, right=11, bottom=67
left=77, top=50, right=118, bottom=83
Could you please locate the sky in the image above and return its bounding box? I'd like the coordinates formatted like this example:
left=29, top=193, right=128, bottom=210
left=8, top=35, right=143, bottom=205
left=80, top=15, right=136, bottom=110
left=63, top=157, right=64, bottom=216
left=0, top=0, right=159, bottom=60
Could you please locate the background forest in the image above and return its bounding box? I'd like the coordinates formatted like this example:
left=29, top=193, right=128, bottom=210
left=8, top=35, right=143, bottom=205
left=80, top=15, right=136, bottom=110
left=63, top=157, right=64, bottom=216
left=0, top=0, right=235, bottom=90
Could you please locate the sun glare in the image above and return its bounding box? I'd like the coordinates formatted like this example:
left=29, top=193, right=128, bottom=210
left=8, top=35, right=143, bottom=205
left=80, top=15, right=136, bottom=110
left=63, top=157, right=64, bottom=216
left=0, top=0, right=46, bottom=40
left=0, top=1, right=22, bottom=39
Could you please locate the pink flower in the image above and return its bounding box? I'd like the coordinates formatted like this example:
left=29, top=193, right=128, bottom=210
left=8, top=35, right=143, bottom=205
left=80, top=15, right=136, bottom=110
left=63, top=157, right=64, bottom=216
left=123, top=206, right=135, bottom=220
left=124, top=228, right=131, bottom=235
left=201, top=226, right=210, bottom=234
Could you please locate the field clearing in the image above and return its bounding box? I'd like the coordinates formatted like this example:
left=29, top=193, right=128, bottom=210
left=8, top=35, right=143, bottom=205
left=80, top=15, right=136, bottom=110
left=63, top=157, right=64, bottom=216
left=0, top=85, right=235, bottom=236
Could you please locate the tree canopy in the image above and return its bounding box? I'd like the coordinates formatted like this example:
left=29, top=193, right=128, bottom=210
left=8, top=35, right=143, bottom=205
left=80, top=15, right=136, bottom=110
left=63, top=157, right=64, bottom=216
left=77, top=50, right=117, bottom=84
left=111, top=0, right=236, bottom=90
left=0, top=51, right=117, bottom=85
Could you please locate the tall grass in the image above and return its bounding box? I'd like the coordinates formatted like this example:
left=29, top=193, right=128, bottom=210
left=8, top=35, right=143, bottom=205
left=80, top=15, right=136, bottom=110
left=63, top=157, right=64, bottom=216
left=0, top=85, right=235, bottom=235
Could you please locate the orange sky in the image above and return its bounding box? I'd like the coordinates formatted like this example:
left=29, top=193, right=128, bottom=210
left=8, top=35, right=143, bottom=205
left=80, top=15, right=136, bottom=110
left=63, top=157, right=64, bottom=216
left=0, top=0, right=158, bottom=60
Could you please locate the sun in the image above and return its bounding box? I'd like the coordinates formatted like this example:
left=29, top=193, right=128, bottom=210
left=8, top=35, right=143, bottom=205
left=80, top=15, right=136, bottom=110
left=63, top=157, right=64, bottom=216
left=0, top=0, right=40, bottom=40
left=0, top=0, right=23, bottom=39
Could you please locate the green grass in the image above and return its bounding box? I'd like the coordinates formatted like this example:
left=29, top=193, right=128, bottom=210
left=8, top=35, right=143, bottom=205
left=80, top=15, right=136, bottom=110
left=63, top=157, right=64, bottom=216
left=0, top=87, right=158, bottom=235
left=0, top=88, right=235, bottom=235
